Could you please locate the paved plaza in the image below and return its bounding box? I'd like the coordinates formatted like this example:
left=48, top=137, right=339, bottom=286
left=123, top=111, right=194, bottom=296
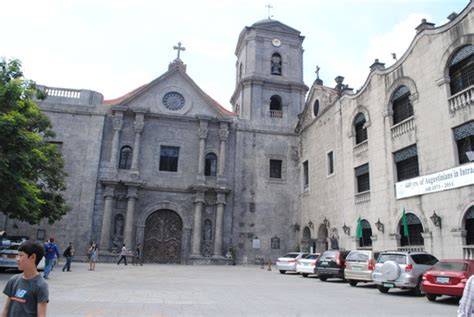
left=0, top=263, right=459, bottom=316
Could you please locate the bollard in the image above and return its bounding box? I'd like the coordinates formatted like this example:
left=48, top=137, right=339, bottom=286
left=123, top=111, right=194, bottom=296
left=267, top=259, right=272, bottom=271
left=260, top=257, right=265, bottom=269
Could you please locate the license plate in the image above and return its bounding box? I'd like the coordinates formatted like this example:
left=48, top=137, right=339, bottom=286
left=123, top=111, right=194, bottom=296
left=351, top=267, right=362, bottom=271
left=321, top=261, right=328, bottom=266
left=383, top=283, right=395, bottom=288
left=436, top=277, right=450, bottom=284
left=304, top=263, right=309, bottom=266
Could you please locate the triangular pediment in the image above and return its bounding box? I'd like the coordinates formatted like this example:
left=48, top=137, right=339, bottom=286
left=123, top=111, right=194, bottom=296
left=104, top=62, right=235, bottom=119
left=251, top=19, right=301, bottom=36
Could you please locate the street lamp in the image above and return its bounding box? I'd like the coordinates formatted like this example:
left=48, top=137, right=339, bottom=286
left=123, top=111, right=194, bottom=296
left=342, top=223, right=350, bottom=235
left=430, top=211, right=442, bottom=229
left=308, top=221, right=314, bottom=229
left=375, top=219, right=384, bottom=233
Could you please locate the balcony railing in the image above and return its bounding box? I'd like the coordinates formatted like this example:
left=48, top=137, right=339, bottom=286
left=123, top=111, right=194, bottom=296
left=463, top=246, right=474, bottom=259
left=448, top=86, right=474, bottom=114
left=353, top=141, right=368, bottom=156
left=397, top=246, right=424, bottom=252
left=355, top=191, right=370, bottom=204
left=391, top=117, right=415, bottom=139
left=45, top=87, right=81, bottom=99
left=269, top=110, right=283, bottom=118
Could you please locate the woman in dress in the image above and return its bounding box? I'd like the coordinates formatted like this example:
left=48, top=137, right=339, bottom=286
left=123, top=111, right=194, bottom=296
left=88, top=242, right=98, bottom=271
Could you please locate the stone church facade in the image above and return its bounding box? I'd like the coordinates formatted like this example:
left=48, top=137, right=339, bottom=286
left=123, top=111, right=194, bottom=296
left=2, top=2, right=474, bottom=263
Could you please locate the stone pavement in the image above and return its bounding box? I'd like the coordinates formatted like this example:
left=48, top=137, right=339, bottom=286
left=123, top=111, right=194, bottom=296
left=0, top=263, right=459, bottom=316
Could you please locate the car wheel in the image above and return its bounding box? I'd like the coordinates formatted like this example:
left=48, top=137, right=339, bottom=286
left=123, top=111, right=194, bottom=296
left=377, top=285, right=389, bottom=293
left=279, top=270, right=286, bottom=274
left=319, top=275, right=328, bottom=282
left=302, top=273, right=309, bottom=278
left=411, top=280, right=423, bottom=296
left=426, top=293, right=437, bottom=302
left=348, top=280, right=358, bottom=287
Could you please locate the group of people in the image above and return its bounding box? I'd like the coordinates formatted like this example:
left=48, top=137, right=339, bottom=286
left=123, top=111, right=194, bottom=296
left=42, top=238, right=74, bottom=279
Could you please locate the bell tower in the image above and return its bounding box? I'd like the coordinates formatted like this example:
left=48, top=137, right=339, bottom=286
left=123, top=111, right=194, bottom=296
left=230, top=19, right=308, bottom=131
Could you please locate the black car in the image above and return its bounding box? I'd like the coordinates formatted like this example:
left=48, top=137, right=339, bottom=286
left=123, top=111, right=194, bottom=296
left=315, top=250, right=351, bottom=281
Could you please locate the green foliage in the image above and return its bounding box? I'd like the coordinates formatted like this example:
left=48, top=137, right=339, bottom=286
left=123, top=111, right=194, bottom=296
left=0, top=58, right=70, bottom=224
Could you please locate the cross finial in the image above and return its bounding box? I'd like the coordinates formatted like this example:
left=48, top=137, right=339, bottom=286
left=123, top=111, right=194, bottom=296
left=315, top=65, right=320, bottom=79
left=266, top=3, right=273, bottom=19
left=173, top=42, right=186, bottom=60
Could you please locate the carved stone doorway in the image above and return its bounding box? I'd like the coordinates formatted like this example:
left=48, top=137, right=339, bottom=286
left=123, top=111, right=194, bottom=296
left=143, top=209, right=182, bottom=264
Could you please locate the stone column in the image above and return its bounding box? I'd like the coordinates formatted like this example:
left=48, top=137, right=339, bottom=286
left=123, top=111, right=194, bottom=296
left=131, top=112, right=145, bottom=174
left=191, top=191, right=205, bottom=256
left=213, top=192, right=226, bottom=257
left=218, top=122, right=229, bottom=182
left=110, top=111, right=124, bottom=169
left=124, top=186, right=138, bottom=249
left=196, top=120, right=208, bottom=183
left=100, top=185, right=116, bottom=251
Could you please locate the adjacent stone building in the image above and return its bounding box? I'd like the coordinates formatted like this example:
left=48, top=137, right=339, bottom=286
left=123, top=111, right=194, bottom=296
left=2, top=2, right=474, bottom=263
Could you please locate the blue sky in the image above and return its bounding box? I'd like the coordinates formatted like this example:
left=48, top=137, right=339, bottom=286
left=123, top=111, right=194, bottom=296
left=2, top=0, right=469, bottom=109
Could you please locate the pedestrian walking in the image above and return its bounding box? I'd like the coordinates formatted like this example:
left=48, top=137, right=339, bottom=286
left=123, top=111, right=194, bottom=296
left=132, top=243, right=143, bottom=266
left=43, top=237, right=60, bottom=279
left=62, top=242, right=74, bottom=272
left=2, top=240, right=49, bottom=317
left=117, top=243, right=128, bottom=265
left=458, top=275, right=474, bottom=316
left=88, top=242, right=98, bottom=271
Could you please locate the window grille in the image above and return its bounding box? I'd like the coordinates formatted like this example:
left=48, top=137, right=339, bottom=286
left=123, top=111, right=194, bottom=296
left=392, top=86, right=413, bottom=125
left=355, top=163, right=370, bottom=193
left=269, top=159, right=282, bottom=179
left=119, top=146, right=133, bottom=169
left=205, top=153, right=218, bottom=176
left=159, top=146, right=179, bottom=172
left=394, top=145, right=419, bottom=181
left=399, top=213, right=424, bottom=246
left=354, top=113, right=367, bottom=144
left=450, top=45, right=474, bottom=95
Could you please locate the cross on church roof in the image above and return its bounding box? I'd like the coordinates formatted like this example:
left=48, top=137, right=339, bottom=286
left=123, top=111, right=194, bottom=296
left=173, top=42, right=186, bottom=60
left=266, top=3, right=274, bottom=19
left=315, top=65, right=320, bottom=79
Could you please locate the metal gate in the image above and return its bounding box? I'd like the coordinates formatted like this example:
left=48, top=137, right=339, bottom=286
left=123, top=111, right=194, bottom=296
left=143, top=209, right=182, bottom=263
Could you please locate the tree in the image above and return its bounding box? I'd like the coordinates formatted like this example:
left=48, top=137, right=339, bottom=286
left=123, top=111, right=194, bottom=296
left=0, top=58, right=70, bottom=224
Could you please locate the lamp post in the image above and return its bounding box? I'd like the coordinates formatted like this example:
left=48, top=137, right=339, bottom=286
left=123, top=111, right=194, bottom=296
left=430, top=211, right=442, bottom=229
left=375, top=219, right=384, bottom=233
left=308, top=221, right=314, bottom=229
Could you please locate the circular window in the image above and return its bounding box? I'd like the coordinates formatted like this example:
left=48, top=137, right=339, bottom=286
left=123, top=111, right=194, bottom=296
left=313, top=100, right=320, bottom=117
left=162, top=92, right=185, bottom=111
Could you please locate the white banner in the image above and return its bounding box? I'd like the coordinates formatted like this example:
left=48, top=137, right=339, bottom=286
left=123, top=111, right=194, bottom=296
left=396, top=162, right=474, bottom=199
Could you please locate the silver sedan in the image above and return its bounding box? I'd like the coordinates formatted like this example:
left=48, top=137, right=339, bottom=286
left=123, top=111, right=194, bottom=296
left=276, top=252, right=308, bottom=274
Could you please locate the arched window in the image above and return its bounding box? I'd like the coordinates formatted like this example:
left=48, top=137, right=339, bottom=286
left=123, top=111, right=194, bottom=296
left=203, top=219, right=213, bottom=241
left=391, top=85, right=413, bottom=125
left=204, top=153, right=217, bottom=176
left=399, top=213, right=424, bottom=246
left=465, top=206, right=474, bottom=245
left=270, top=95, right=282, bottom=111
left=449, top=45, right=474, bottom=95
left=354, top=113, right=367, bottom=144
left=359, top=219, right=372, bottom=248
left=313, top=100, right=320, bottom=117
left=118, top=146, right=133, bottom=169
left=271, top=53, right=282, bottom=75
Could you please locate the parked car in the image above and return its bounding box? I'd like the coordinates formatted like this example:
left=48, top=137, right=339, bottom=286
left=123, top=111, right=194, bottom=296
left=0, top=244, right=46, bottom=271
left=276, top=252, right=308, bottom=274
left=344, top=250, right=381, bottom=286
left=372, top=251, right=438, bottom=295
left=315, top=250, right=351, bottom=281
left=421, top=259, right=474, bottom=301
left=296, top=253, right=321, bottom=277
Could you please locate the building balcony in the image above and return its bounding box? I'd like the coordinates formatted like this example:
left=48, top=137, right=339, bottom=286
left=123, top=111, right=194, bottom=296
left=463, top=246, right=474, bottom=259
left=391, top=117, right=415, bottom=139
left=397, top=246, right=424, bottom=252
left=448, top=86, right=474, bottom=114
left=355, top=190, right=370, bottom=204
left=269, top=110, right=283, bottom=118
left=353, top=140, right=368, bottom=156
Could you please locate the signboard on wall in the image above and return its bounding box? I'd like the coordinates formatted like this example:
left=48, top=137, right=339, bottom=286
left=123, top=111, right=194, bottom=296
left=396, top=162, right=474, bottom=199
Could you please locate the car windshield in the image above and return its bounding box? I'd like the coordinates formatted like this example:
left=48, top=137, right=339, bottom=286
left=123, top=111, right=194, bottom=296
left=411, top=254, right=438, bottom=265
left=346, top=252, right=369, bottom=262
left=432, top=262, right=467, bottom=272
left=283, top=253, right=299, bottom=258
left=378, top=254, right=406, bottom=264
left=304, top=254, right=319, bottom=260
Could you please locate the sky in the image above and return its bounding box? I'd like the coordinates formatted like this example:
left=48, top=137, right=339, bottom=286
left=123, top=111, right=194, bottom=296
left=2, top=0, right=469, bottom=110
